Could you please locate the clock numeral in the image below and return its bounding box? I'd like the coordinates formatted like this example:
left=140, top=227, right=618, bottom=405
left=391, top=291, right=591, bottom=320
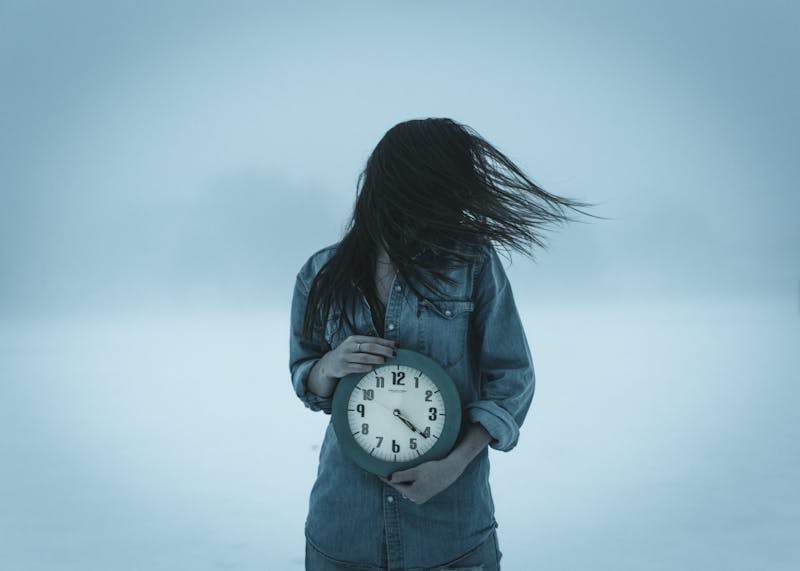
left=363, top=389, right=374, bottom=401
left=428, top=408, right=438, bottom=421
left=422, top=426, right=431, bottom=438
left=375, top=436, right=384, bottom=448
left=356, top=404, right=365, bottom=417
left=362, top=423, right=369, bottom=435
left=424, top=390, right=433, bottom=402
left=391, top=439, right=400, bottom=453
left=391, top=371, right=406, bottom=386
left=409, top=438, right=417, bottom=450
left=376, top=376, right=385, bottom=388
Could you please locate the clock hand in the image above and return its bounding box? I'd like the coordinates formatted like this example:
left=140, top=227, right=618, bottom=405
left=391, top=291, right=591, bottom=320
left=393, top=409, right=429, bottom=438
left=356, top=387, right=429, bottom=439
left=361, top=394, right=411, bottom=427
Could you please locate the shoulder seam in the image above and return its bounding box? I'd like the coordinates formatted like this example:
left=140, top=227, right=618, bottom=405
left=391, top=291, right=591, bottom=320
left=297, top=241, right=340, bottom=291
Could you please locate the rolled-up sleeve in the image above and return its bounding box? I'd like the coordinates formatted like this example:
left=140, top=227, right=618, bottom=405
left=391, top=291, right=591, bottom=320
left=465, top=247, right=535, bottom=451
left=289, top=274, right=333, bottom=414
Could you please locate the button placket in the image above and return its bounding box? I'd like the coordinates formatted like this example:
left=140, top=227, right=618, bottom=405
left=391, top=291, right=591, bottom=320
left=381, top=273, right=404, bottom=341
left=380, top=270, right=404, bottom=567
left=383, top=486, right=404, bottom=569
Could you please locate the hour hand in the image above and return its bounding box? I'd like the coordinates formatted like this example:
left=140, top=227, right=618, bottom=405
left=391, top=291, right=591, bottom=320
left=393, top=409, right=428, bottom=438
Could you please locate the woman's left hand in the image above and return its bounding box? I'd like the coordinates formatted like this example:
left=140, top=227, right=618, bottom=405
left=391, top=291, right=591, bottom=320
left=380, top=458, right=463, bottom=505
left=380, top=423, right=492, bottom=505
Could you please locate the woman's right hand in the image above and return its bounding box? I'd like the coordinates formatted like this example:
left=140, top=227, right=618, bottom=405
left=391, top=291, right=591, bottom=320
left=307, top=336, right=398, bottom=398
left=323, top=335, right=398, bottom=379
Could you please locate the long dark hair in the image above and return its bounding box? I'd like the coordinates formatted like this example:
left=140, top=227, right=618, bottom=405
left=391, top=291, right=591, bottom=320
left=302, top=117, right=597, bottom=341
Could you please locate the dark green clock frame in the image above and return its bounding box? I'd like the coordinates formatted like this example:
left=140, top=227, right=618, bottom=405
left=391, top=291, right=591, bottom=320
left=331, top=348, right=463, bottom=477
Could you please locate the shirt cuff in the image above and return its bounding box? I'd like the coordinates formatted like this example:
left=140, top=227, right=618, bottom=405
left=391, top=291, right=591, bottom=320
left=464, top=400, right=520, bottom=452
left=293, top=357, right=333, bottom=414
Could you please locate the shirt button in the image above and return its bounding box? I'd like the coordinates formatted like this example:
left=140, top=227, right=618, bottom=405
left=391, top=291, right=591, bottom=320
left=395, top=285, right=402, bottom=292
left=386, top=496, right=395, bottom=503
left=444, top=309, right=452, bottom=316
left=387, top=323, right=395, bottom=331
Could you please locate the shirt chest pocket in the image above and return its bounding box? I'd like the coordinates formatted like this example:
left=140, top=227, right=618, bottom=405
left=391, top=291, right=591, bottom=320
left=418, top=298, right=474, bottom=369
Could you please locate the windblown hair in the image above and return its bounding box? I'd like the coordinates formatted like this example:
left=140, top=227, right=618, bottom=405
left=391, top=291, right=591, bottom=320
left=302, top=117, right=596, bottom=342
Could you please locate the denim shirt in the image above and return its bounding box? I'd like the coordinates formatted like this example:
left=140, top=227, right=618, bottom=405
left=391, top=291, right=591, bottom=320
left=288, top=241, right=535, bottom=570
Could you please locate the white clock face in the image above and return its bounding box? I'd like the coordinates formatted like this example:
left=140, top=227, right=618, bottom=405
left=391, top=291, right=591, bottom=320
left=346, top=364, right=447, bottom=463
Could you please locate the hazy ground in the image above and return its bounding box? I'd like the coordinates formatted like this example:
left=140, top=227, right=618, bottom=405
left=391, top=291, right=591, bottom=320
left=1, top=297, right=798, bottom=570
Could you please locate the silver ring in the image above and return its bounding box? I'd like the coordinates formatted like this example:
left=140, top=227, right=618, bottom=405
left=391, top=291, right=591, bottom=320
left=356, top=342, right=362, bottom=353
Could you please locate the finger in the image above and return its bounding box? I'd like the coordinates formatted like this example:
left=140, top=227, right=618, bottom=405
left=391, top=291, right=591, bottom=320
left=346, top=338, right=392, bottom=360
left=347, top=353, right=387, bottom=365
left=346, top=363, right=374, bottom=374
left=357, top=341, right=396, bottom=360
left=388, top=467, right=418, bottom=483
left=352, top=335, right=399, bottom=349
left=396, top=486, right=422, bottom=504
left=378, top=478, right=422, bottom=503
left=381, top=478, right=413, bottom=494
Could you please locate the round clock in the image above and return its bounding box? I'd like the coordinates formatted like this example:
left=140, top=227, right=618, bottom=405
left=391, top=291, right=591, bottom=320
left=331, top=349, right=462, bottom=477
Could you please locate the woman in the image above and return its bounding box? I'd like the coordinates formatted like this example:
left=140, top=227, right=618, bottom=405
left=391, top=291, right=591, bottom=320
left=289, top=118, right=593, bottom=570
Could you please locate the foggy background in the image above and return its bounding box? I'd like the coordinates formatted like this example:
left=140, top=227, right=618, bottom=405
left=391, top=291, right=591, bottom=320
left=1, top=1, right=798, bottom=569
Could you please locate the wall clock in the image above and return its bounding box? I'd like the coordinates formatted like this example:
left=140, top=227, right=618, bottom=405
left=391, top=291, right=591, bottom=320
left=331, top=349, right=462, bottom=477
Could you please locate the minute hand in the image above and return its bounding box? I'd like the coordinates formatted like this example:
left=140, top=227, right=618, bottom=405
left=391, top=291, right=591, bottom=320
left=393, top=409, right=428, bottom=438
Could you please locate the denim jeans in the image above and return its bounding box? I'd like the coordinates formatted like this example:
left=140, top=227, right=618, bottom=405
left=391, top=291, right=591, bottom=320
left=305, top=528, right=502, bottom=571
